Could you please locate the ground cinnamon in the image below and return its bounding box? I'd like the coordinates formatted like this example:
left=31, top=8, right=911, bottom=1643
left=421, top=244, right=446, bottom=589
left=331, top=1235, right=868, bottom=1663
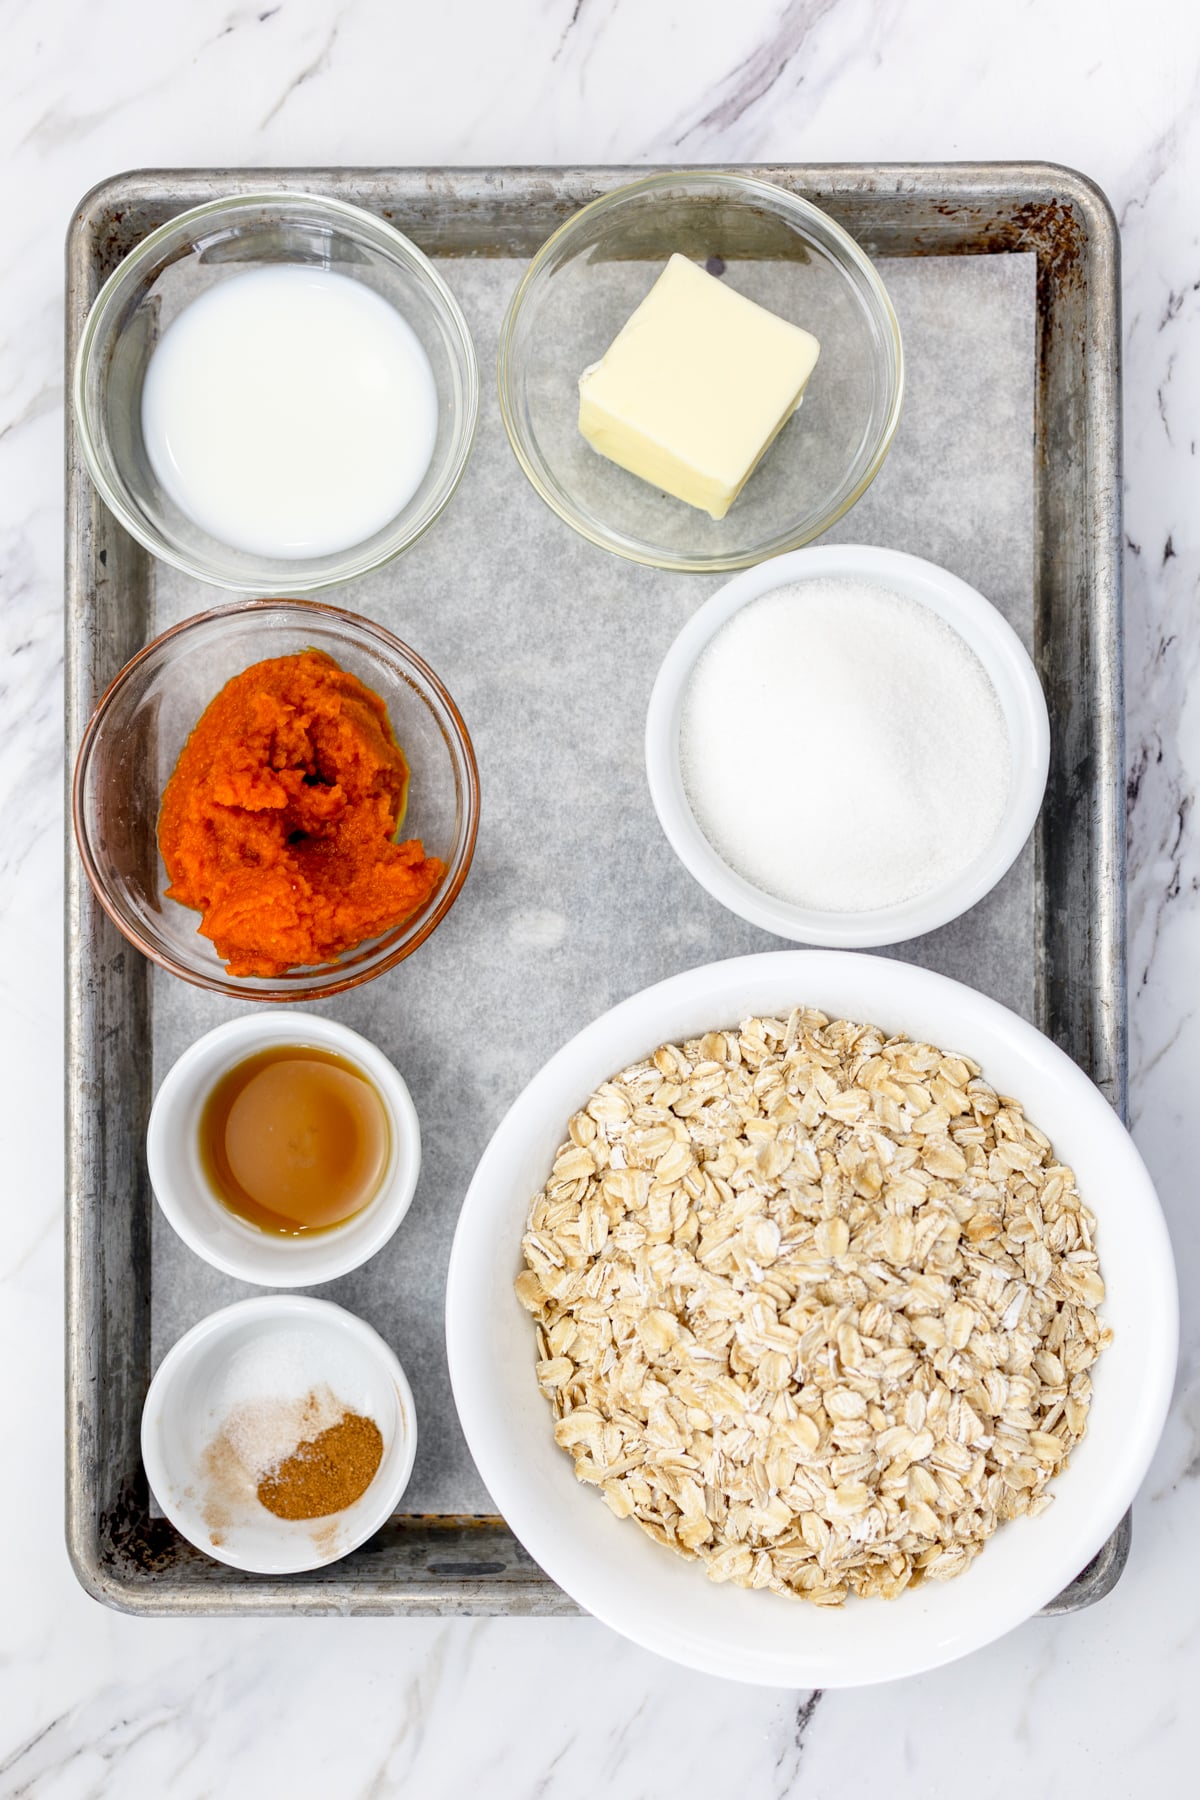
left=256, top=1410, right=384, bottom=1520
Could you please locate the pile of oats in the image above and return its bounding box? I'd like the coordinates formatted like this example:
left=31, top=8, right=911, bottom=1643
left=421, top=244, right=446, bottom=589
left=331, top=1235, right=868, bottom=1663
left=516, top=1009, right=1110, bottom=1605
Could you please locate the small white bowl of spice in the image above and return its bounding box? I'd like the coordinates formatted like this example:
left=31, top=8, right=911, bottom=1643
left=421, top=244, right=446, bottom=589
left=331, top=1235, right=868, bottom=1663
left=141, top=1295, right=417, bottom=1573
left=645, top=545, right=1050, bottom=947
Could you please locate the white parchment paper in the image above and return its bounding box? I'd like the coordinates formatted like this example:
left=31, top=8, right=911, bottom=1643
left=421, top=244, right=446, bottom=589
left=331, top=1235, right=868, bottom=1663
left=149, top=250, right=1036, bottom=1513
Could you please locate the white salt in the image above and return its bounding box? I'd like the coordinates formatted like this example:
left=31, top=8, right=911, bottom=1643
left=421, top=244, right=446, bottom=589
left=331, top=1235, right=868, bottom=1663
left=679, top=577, right=1012, bottom=914
left=218, top=1388, right=345, bottom=1482
left=215, top=1329, right=334, bottom=1411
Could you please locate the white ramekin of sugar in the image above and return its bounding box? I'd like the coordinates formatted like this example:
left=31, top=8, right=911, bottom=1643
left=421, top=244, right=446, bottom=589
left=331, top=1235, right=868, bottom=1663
left=645, top=544, right=1050, bottom=948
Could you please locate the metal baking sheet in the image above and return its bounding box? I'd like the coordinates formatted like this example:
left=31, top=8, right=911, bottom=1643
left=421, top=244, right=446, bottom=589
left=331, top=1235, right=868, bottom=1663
left=65, top=163, right=1126, bottom=1616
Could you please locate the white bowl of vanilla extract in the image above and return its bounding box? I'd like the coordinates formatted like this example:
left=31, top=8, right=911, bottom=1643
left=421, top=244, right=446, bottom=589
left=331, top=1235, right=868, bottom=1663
left=146, top=1013, right=421, bottom=1286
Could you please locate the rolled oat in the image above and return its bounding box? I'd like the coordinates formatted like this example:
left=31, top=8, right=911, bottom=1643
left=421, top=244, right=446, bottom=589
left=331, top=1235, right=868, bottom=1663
left=517, top=1009, right=1111, bottom=1605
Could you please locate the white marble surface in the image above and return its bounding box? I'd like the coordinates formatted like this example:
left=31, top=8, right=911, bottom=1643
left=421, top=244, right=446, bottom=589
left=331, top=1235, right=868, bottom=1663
left=2, top=1, right=1199, bottom=1793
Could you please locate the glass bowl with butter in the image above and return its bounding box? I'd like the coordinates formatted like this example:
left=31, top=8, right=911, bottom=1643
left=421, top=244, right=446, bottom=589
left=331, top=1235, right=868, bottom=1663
left=498, top=171, right=904, bottom=573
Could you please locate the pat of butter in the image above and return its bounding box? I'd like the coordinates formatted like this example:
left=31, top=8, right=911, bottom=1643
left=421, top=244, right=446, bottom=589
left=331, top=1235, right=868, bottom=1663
left=577, top=254, right=820, bottom=521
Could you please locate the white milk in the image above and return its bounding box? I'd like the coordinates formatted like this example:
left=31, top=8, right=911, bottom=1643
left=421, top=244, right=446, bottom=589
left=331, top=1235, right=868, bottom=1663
left=141, top=265, right=439, bottom=560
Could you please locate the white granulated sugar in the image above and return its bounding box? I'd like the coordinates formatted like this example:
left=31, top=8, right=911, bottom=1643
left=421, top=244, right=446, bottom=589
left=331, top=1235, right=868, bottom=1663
left=215, top=1330, right=330, bottom=1411
left=208, top=1329, right=361, bottom=1477
left=680, top=577, right=1012, bottom=913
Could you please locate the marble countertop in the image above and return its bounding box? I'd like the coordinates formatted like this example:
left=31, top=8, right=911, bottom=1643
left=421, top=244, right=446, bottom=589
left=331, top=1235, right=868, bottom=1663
left=3, top=1, right=1198, bottom=1794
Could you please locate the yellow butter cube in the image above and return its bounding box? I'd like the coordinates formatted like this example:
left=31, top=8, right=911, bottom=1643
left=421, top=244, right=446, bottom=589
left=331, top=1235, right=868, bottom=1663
left=577, top=253, right=821, bottom=520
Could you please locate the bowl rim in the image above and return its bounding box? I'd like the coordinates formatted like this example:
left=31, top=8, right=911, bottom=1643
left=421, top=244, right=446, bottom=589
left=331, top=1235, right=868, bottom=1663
left=445, top=949, right=1179, bottom=1686
left=496, top=168, right=905, bottom=573
left=140, top=1293, right=418, bottom=1573
left=72, top=189, right=480, bottom=594
left=71, top=595, right=481, bottom=1001
left=644, top=544, right=1051, bottom=945
left=145, top=1011, right=422, bottom=1286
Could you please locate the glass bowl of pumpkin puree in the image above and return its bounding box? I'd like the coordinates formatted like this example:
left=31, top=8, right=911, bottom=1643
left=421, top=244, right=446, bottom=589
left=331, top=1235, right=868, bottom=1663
left=72, top=598, right=480, bottom=1000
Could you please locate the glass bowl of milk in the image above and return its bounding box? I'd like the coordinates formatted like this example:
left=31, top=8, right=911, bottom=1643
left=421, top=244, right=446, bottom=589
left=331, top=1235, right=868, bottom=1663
left=73, top=193, right=479, bottom=591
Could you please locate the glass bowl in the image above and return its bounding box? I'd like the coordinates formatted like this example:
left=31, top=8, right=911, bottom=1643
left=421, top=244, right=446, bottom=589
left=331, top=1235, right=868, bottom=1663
left=73, top=192, right=479, bottom=593
left=498, top=171, right=904, bottom=573
left=72, top=599, right=480, bottom=1001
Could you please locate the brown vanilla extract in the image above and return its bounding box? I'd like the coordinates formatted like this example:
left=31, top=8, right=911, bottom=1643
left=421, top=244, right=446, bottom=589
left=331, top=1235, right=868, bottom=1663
left=201, top=1045, right=389, bottom=1235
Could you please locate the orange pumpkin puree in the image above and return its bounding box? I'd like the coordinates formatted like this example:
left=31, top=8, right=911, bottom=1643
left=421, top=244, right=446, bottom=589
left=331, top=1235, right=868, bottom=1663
left=159, top=650, right=444, bottom=978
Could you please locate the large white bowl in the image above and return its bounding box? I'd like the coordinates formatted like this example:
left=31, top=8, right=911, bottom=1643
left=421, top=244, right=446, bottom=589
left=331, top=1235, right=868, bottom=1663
left=645, top=546, right=1051, bottom=947
left=445, top=951, right=1177, bottom=1687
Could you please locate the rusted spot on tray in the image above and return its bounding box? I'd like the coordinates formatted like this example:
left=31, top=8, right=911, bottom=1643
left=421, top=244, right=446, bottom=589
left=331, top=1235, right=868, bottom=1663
left=425, top=1562, right=507, bottom=1578
left=923, top=195, right=1087, bottom=402
left=385, top=1511, right=508, bottom=1531
left=97, top=1497, right=519, bottom=1580
left=96, top=213, right=171, bottom=280
left=929, top=196, right=1083, bottom=277
left=1010, top=199, right=1085, bottom=286
left=929, top=197, right=1084, bottom=297
left=101, top=1488, right=179, bottom=1574
left=1009, top=202, right=1087, bottom=400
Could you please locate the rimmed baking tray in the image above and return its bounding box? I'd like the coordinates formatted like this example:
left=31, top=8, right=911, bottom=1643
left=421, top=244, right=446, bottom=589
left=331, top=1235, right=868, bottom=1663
left=66, top=163, right=1127, bottom=1615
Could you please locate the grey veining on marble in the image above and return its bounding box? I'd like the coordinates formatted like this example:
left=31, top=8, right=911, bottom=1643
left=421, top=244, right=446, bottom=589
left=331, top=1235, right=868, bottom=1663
left=4, top=0, right=1200, bottom=1795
